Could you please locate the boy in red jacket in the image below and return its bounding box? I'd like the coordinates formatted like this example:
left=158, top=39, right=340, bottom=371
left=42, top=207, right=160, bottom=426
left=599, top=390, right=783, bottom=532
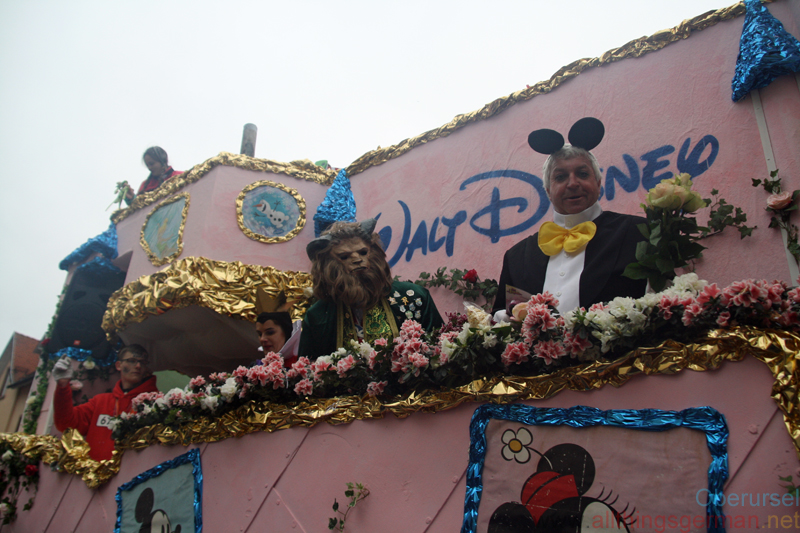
left=52, top=344, right=159, bottom=461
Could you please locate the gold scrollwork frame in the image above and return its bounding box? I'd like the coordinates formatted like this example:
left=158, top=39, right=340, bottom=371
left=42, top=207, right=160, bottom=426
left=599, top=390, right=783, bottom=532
left=236, top=180, right=306, bottom=243
left=140, top=192, right=191, bottom=266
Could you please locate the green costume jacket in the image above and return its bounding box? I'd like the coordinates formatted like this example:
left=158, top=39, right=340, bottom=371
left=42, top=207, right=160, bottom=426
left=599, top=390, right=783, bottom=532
left=298, top=281, right=444, bottom=358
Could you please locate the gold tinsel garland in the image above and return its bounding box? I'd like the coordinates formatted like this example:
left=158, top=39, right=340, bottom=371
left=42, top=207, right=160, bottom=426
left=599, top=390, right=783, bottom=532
left=111, top=153, right=335, bottom=224
left=102, top=257, right=313, bottom=337
left=3, top=326, right=798, bottom=487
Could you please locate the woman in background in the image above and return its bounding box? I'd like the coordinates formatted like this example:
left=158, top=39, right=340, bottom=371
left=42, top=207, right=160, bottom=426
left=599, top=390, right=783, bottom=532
left=125, top=146, right=182, bottom=203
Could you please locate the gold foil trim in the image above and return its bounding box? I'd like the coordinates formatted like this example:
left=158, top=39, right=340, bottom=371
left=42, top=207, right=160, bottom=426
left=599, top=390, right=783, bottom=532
left=115, top=327, right=800, bottom=460
left=139, top=192, right=190, bottom=266
left=235, top=180, right=307, bottom=243
left=344, top=1, right=750, bottom=177
left=102, top=257, right=313, bottom=336
left=112, top=153, right=335, bottom=224
left=0, top=429, right=122, bottom=488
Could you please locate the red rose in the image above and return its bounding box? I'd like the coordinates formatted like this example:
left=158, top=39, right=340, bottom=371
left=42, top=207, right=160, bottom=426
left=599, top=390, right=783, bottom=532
left=463, top=269, right=478, bottom=283
left=24, top=464, right=38, bottom=477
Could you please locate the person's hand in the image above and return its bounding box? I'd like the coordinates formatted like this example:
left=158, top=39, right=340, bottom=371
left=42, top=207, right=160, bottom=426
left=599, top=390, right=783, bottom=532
left=52, top=357, right=74, bottom=384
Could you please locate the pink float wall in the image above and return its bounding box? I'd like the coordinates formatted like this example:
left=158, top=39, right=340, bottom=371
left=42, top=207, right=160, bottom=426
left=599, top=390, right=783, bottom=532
left=116, top=165, right=325, bottom=284
left=12, top=358, right=799, bottom=532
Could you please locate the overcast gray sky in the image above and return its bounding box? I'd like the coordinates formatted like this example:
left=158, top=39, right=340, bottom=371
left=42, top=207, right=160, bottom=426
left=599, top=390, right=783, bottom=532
left=0, top=0, right=733, bottom=345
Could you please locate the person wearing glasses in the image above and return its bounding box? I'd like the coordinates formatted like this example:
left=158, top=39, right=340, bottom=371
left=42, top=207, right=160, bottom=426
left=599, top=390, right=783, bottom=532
left=51, top=344, right=159, bottom=461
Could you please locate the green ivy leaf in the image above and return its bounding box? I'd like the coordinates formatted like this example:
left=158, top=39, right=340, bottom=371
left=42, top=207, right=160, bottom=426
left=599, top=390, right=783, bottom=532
left=332, top=500, right=339, bottom=512
left=329, top=517, right=338, bottom=529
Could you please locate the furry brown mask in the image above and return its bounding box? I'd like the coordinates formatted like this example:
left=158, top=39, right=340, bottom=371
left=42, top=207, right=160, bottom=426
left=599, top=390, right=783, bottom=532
left=310, top=223, right=392, bottom=309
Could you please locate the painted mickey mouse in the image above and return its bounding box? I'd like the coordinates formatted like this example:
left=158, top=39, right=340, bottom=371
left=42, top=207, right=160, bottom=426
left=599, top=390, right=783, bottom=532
left=135, top=487, right=182, bottom=533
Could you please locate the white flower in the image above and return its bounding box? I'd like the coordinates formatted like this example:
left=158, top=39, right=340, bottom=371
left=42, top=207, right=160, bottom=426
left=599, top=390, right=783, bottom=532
left=154, top=396, right=168, bottom=409
left=82, top=359, right=96, bottom=370
left=317, top=355, right=334, bottom=366
left=562, top=310, right=578, bottom=330
left=303, top=286, right=315, bottom=299
left=1, top=450, right=14, bottom=462
left=440, top=339, right=457, bottom=358
left=25, top=395, right=37, bottom=406
left=334, top=348, right=348, bottom=359
left=0, top=502, right=11, bottom=515
left=107, top=418, right=120, bottom=433
left=200, top=395, right=219, bottom=411
left=120, top=411, right=131, bottom=420
left=501, top=428, right=533, bottom=463
left=220, top=377, right=238, bottom=400
left=355, top=341, right=374, bottom=359
left=457, top=322, right=471, bottom=344
left=142, top=405, right=152, bottom=415
left=482, top=334, right=498, bottom=349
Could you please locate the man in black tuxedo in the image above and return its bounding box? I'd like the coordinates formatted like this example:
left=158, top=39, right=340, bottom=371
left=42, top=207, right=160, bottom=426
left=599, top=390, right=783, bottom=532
left=493, top=140, right=647, bottom=316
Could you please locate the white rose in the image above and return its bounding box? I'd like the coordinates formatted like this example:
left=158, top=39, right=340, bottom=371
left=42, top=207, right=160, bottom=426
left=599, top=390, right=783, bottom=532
left=220, top=378, right=238, bottom=400
left=201, top=395, right=219, bottom=411
left=2, top=450, right=14, bottom=461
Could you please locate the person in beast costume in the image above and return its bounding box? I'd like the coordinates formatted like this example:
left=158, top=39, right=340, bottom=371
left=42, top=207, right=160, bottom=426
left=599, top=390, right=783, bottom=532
left=299, top=219, right=443, bottom=358
left=52, top=344, right=159, bottom=461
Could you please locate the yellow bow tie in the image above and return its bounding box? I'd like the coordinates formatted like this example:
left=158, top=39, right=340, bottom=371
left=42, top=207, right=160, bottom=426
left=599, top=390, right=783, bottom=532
left=538, top=221, right=597, bottom=256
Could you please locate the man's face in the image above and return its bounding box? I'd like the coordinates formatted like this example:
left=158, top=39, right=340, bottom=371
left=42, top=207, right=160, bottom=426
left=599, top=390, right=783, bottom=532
left=331, top=238, right=371, bottom=274
left=115, top=352, right=150, bottom=389
left=547, top=156, right=601, bottom=215
left=256, top=319, right=287, bottom=354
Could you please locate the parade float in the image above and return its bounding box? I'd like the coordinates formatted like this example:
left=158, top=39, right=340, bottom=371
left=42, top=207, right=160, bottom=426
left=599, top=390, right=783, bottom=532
left=1, top=0, right=800, bottom=531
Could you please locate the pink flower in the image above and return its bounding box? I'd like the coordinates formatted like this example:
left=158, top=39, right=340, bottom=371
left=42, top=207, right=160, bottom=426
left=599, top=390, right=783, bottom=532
left=294, top=378, right=314, bottom=396
left=463, top=269, right=478, bottom=283
left=696, top=284, right=721, bottom=306
left=533, top=340, right=566, bottom=365
left=681, top=302, right=703, bottom=326
left=336, top=355, right=356, bottom=377
left=716, top=311, right=731, bottom=327
left=501, top=342, right=530, bottom=366
left=374, top=338, right=388, bottom=347
left=778, top=310, right=799, bottom=326
left=767, top=191, right=793, bottom=210
left=788, top=287, right=800, bottom=304
left=189, top=376, right=206, bottom=389
left=563, top=332, right=593, bottom=356
left=408, top=352, right=429, bottom=374
left=366, top=381, right=387, bottom=397
left=398, top=320, right=424, bottom=341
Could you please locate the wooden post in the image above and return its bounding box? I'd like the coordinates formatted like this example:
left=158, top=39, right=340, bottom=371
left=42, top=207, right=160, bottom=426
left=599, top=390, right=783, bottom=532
left=241, top=123, right=257, bottom=157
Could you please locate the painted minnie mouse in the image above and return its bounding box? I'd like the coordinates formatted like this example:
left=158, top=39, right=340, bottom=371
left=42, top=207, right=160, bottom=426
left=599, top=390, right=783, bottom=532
left=488, top=442, right=634, bottom=532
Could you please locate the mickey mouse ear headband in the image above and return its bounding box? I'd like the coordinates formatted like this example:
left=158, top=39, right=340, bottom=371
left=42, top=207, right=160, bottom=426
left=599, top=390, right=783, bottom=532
left=527, top=117, right=605, bottom=154
left=306, top=218, right=378, bottom=260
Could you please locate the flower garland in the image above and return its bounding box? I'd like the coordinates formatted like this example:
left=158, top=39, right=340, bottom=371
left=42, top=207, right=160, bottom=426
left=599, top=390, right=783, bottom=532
left=111, top=273, right=800, bottom=438
left=0, top=444, right=40, bottom=524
